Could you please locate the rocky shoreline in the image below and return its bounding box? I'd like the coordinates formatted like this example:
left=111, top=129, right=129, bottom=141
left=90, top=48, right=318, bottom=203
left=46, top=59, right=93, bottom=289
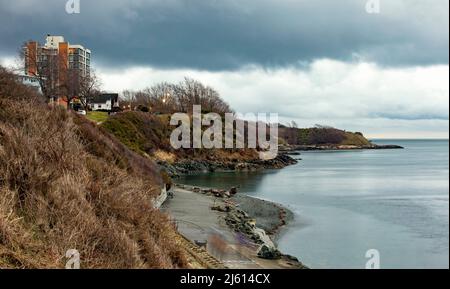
left=175, top=184, right=308, bottom=269
left=160, top=153, right=306, bottom=267
left=158, top=142, right=403, bottom=177
left=159, top=153, right=298, bottom=177
left=232, top=194, right=294, bottom=237
left=281, top=144, right=404, bottom=152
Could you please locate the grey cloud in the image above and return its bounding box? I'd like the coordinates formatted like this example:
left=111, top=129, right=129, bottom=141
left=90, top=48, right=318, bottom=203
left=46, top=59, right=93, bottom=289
left=0, top=0, right=448, bottom=70
left=97, top=59, right=449, bottom=126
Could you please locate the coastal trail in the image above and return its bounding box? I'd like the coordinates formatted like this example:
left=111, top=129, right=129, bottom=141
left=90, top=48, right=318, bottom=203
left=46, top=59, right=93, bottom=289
left=163, top=186, right=304, bottom=269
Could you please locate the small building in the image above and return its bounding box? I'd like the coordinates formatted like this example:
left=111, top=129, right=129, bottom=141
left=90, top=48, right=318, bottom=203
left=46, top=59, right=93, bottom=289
left=90, top=93, right=119, bottom=111
left=17, top=74, right=42, bottom=93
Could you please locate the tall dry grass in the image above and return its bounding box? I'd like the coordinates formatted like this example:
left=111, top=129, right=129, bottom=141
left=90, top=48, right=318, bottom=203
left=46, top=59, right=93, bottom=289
left=0, top=66, right=186, bottom=268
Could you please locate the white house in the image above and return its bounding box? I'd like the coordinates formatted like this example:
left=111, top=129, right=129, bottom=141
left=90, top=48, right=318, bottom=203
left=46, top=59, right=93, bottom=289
left=90, top=93, right=119, bottom=111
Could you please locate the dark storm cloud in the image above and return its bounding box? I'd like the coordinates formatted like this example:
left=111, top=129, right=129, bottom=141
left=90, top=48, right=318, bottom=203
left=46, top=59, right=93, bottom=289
left=0, top=0, right=448, bottom=70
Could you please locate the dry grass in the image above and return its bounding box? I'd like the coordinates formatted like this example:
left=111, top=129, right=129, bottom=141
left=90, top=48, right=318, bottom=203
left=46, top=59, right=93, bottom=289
left=153, top=150, right=177, bottom=163
left=0, top=67, right=187, bottom=268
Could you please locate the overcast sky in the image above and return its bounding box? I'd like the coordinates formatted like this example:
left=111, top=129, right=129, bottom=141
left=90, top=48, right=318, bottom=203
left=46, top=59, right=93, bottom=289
left=1, top=0, right=448, bottom=138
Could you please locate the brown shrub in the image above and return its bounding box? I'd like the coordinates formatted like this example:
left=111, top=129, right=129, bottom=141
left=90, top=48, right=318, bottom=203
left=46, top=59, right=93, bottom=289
left=0, top=67, right=187, bottom=268
left=0, top=66, right=45, bottom=104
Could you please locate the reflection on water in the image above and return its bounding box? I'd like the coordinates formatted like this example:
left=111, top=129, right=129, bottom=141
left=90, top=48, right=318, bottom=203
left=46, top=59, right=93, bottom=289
left=179, top=140, right=449, bottom=269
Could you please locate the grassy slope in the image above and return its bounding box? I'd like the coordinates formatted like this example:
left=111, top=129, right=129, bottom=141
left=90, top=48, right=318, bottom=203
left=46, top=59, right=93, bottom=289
left=101, top=112, right=374, bottom=163
left=86, top=111, right=109, bottom=123
left=290, top=128, right=372, bottom=146
left=340, top=132, right=372, bottom=146
left=101, top=112, right=259, bottom=163
left=0, top=68, right=187, bottom=268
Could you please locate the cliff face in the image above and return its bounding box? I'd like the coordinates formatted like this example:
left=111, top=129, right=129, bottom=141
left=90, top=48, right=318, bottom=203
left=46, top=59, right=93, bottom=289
left=0, top=67, right=187, bottom=268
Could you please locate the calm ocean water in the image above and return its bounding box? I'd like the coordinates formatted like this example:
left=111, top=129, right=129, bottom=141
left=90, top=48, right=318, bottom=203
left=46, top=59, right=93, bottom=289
left=179, top=140, right=449, bottom=269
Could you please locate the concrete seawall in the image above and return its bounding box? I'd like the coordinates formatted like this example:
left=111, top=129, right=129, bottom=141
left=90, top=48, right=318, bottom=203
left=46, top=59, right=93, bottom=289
left=153, top=186, right=168, bottom=209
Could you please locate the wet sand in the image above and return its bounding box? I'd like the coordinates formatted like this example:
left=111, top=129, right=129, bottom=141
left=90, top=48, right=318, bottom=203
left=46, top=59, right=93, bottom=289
left=232, top=194, right=294, bottom=238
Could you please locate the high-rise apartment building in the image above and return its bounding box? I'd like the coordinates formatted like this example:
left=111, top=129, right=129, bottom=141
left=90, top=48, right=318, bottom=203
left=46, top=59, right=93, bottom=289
left=24, top=35, right=91, bottom=106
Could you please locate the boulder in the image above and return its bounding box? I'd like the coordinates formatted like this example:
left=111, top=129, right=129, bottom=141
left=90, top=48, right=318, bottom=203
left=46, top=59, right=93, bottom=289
left=202, top=189, right=212, bottom=194
left=257, top=245, right=282, bottom=260
left=211, top=205, right=231, bottom=213
left=229, top=187, right=238, bottom=195
left=195, top=240, right=208, bottom=248
left=212, top=189, right=230, bottom=198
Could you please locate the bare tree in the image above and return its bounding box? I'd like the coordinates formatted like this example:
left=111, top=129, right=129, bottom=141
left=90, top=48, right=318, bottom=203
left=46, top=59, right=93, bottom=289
left=78, top=71, right=101, bottom=110
left=121, top=90, right=137, bottom=110
left=140, top=82, right=176, bottom=113
left=173, top=78, right=232, bottom=114
left=60, top=68, right=80, bottom=109
left=120, top=78, right=232, bottom=115
left=20, top=42, right=101, bottom=110
left=20, top=41, right=60, bottom=100
left=0, top=65, right=44, bottom=103
left=283, top=121, right=300, bottom=145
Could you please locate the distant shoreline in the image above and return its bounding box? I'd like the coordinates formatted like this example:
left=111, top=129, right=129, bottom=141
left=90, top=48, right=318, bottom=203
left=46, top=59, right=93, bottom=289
left=281, top=144, right=404, bottom=152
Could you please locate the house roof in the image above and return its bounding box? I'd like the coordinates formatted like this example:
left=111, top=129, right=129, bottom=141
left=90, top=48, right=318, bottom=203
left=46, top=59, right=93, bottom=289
left=91, top=93, right=119, bottom=104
